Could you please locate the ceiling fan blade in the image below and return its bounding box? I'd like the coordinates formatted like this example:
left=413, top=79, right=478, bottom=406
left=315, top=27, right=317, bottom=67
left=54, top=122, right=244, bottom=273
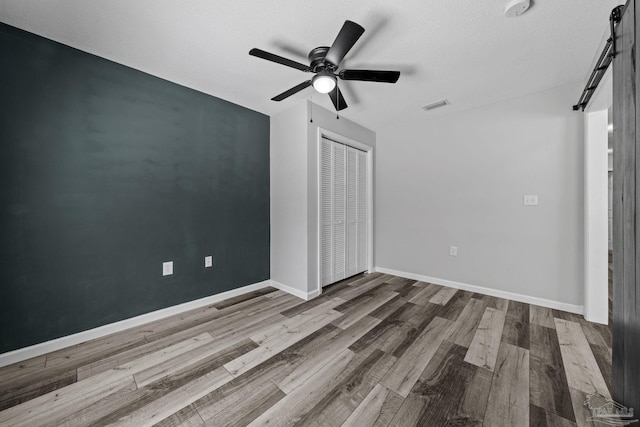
left=328, top=86, right=348, bottom=111
left=271, top=80, right=312, bottom=101
left=324, top=20, right=365, bottom=66
left=339, top=69, right=400, bottom=83
left=249, top=48, right=311, bottom=72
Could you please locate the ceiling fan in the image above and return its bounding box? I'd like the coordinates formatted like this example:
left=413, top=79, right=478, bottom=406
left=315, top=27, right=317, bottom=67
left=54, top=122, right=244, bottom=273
left=249, top=20, right=400, bottom=111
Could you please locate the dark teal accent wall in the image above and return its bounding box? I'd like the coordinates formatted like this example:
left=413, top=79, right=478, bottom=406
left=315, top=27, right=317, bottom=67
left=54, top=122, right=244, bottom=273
left=0, top=24, right=270, bottom=353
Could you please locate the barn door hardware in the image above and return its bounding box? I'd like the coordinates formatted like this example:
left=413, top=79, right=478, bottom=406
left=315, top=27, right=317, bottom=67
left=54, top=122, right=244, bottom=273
left=572, top=5, right=624, bottom=111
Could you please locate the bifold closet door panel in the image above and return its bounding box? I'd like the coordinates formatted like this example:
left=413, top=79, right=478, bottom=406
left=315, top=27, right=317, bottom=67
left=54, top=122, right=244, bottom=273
left=320, top=138, right=334, bottom=286
left=346, top=148, right=358, bottom=278
left=333, top=143, right=347, bottom=282
left=357, top=150, right=368, bottom=272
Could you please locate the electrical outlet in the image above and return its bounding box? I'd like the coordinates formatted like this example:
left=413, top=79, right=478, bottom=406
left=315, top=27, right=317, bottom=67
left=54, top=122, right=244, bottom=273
left=205, top=256, right=213, bottom=268
left=162, top=261, right=173, bottom=276
left=449, top=246, right=458, bottom=256
left=523, top=195, right=538, bottom=206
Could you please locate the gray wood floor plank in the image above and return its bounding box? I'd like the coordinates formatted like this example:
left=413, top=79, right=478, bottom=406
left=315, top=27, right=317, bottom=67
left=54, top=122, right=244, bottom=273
left=295, top=349, right=396, bottom=426
left=569, top=387, right=595, bottom=427
left=0, top=367, right=77, bottom=412
left=367, top=295, right=407, bottom=320
left=439, top=290, right=474, bottom=321
left=554, top=318, right=610, bottom=397
left=483, top=342, right=530, bottom=427
left=501, top=315, right=530, bottom=349
left=201, top=381, right=285, bottom=427
left=332, top=292, right=399, bottom=330
left=530, top=404, right=577, bottom=427
left=0, top=333, right=214, bottom=427
left=153, top=404, right=204, bottom=427
left=530, top=305, right=556, bottom=329
left=223, top=310, right=343, bottom=377
left=464, top=307, right=506, bottom=371
left=589, top=343, right=612, bottom=394
left=446, top=297, right=488, bottom=348
left=278, top=315, right=381, bottom=394
left=246, top=349, right=357, bottom=427
left=340, top=383, right=387, bottom=427
left=390, top=341, right=490, bottom=426
left=474, top=294, right=509, bottom=312
left=529, top=355, right=576, bottom=422
left=380, top=316, right=453, bottom=397
left=429, top=286, right=458, bottom=306
left=407, top=283, right=441, bottom=306
left=63, top=339, right=256, bottom=427
left=109, top=366, right=232, bottom=427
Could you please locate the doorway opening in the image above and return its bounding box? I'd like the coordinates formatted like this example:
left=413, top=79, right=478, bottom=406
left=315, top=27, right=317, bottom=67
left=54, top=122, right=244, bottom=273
left=584, top=67, right=612, bottom=325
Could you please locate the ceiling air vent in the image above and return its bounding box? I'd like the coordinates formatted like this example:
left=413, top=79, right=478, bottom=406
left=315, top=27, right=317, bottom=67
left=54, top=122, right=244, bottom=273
left=422, top=99, right=449, bottom=112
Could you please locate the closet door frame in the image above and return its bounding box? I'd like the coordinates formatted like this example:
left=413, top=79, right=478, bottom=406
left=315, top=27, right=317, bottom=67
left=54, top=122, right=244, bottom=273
left=316, top=128, right=373, bottom=297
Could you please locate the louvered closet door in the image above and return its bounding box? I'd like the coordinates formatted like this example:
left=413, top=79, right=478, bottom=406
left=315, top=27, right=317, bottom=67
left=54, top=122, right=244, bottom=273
left=357, top=150, right=368, bottom=272
left=346, top=148, right=358, bottom=277
left=332, top=143, right=347, bottom=282
left=320, top=139, right=334, bottom=286
left=320, top=137, right=368, bottom=287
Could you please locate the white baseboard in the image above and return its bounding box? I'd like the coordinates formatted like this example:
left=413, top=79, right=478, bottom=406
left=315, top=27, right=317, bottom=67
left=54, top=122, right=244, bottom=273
left=375, top=267, right=584, bottom=315
left=0, top=279, right=274, bottom=369
left=270, top=280, right=318, bottom=301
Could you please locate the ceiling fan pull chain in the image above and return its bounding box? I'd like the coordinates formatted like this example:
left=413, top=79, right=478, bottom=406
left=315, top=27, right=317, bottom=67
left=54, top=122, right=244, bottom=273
left=310, top=95, right=314, bottom=123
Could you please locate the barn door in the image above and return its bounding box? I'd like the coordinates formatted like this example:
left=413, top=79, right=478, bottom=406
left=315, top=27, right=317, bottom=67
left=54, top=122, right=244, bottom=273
left=612, top=0, right=640, bottom=413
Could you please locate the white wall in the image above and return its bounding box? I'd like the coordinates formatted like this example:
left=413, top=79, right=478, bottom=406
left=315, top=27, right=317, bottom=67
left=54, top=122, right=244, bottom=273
left=270, top=100, right=375, bottom=298
left=270, top=102, right=308, bottom=293
left=376, top=82, right=585, bottom=309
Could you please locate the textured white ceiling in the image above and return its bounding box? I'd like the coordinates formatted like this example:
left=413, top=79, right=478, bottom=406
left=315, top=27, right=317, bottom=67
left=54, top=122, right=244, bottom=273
left=0, top=0, right=623, bottom=131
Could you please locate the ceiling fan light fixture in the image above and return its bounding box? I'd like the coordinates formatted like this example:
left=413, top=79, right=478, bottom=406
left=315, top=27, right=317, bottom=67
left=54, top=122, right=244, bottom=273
left=312, top=72, right=336, bottom=94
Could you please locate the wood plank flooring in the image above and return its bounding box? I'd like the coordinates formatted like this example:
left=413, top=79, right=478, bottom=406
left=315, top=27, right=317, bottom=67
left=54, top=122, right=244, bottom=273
left=0, top=273, right=612, bottom=426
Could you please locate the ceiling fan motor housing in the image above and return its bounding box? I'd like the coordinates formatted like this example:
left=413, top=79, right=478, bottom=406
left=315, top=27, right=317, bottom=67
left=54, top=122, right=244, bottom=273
left=309, top=46, right=334, bottom=72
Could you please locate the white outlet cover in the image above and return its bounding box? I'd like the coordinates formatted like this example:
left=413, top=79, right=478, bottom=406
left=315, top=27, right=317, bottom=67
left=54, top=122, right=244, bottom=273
left=524, top=195, right=539, bottom=206
left=205, top=256, right=213, bottom=268
left=449, top=246, right=458, bottom=256
left=162, top=261, right=173, bottom=276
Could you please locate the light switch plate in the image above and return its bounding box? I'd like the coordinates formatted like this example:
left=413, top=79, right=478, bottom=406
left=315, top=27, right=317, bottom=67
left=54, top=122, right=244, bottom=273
left=205, top=256, right=213, bottom=268
left=524, top=195, right=538, bottom=206
left=449, top=246, right=458, bottom=256
left=163, top=261, right=173, bottom=276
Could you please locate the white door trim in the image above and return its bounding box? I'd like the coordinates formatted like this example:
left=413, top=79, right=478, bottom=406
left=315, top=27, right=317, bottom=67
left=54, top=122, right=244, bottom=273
left=316, top=128, right=374, bottom=297
left=583, top=66, right=612, bottom=324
